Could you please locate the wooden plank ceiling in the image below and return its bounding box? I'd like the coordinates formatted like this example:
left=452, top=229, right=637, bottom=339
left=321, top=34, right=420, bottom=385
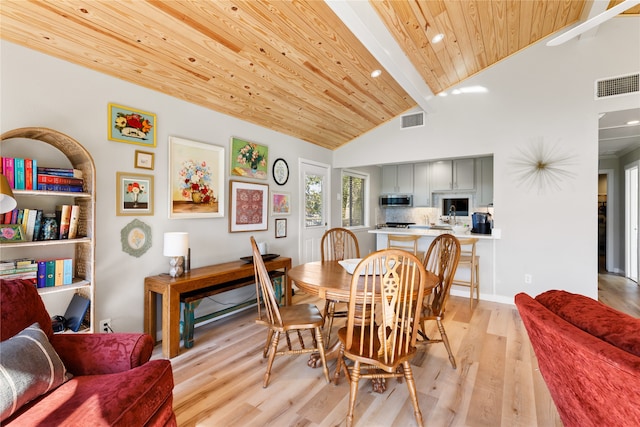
left=2, top=0, right=632, bottom=150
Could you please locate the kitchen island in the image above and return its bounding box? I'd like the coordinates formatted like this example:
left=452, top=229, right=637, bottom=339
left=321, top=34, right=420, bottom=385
left=369, top=227, right=497, bottom=302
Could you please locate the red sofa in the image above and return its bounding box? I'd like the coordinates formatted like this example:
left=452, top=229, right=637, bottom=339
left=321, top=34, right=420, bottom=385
left=1, top=279, right=177, bottom=426
left=515, top=290, right=640, bottom=427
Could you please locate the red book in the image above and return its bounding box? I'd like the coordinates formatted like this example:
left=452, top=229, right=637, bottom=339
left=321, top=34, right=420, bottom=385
left=24, top=158, right=33, bottom=190
left=38, top=174, right=83, bottom=186
left=3, top=158, right=14, bottom=188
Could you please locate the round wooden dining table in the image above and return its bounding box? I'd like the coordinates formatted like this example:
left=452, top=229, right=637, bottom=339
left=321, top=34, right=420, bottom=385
left=289, top=260, right=438, bottom=305
left=288, top=259, right=438, bottom=390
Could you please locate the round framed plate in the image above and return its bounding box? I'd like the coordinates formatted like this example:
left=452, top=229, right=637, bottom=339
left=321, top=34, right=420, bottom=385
left=272, top=158, right=289, bottom=185
left=120, top=218, right=152, bottom=257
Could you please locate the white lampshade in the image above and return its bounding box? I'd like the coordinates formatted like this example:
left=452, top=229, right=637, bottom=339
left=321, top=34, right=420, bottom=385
left=0, top=174, right=17, bottom=214
left=163, top=232, right=189, bottom=257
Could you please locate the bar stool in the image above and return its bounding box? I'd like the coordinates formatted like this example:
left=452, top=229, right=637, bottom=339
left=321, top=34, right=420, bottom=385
left=452, top=237, right=480, bottom=308
left=387, top=234, right=423, bottom=260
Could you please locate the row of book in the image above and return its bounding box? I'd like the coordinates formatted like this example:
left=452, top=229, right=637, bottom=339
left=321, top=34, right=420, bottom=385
left=0, top=257, right=73, bottom=288
left=0, top=205, right=80, bottom=241
left=0, top=159, right=84, bottom=192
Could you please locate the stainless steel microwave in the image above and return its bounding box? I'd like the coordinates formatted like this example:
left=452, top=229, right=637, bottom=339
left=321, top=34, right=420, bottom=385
left=380, top=195, right=413, bottom=207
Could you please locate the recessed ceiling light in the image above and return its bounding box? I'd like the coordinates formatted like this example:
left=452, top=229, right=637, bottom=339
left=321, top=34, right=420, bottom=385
left=627, top=120, right=640, bottom=125
left=437, top=92, right=448, bottom=97
left=431, top=33, right=444, bottom=43
left=371, top=69, right=382, bottom=78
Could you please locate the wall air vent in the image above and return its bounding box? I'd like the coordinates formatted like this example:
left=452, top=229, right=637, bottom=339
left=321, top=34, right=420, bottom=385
left=595, top=73, right=639, bottom=99
left=400, top=111, right=425, bottom=129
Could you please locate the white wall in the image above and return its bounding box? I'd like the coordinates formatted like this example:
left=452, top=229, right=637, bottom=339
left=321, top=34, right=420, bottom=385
left=1, top=40, right=331, bottom=333
left=334, top=18, right=640, bottom=301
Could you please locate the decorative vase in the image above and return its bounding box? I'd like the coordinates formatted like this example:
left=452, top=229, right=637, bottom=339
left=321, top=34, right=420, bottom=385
left=131, top=192, right=139, bottom=208
left=191, top=192, right=203, bottom=203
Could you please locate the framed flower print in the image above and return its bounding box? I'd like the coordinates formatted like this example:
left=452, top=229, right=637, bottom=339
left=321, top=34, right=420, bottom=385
left=116, top=172, right=153, bottom=216
left=230, top=137, right=268, bottom=180
left=169, top=136, right=225, bottom=219
left=108, top=103, right=156, bottom=147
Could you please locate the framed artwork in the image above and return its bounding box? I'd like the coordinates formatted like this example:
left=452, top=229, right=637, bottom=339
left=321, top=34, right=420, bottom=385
left=135, top=150, right=154, bottom=170
left=120, top=218, right=152, bottom=258
left=0, top=224, right=24, bottom=242
left=116, top=172, right=154, bottom=216
left=169, top=136, right=225, bottom=219
left=108, top=103, right=157, bottom=147
left=230, top=137, right=268, bottom=180
left=271, top=191, right=291, bottom=215
left=275, top=218, right=287, bottom=238
left=272, top=158, right=289, bottom=185
left=229, top=180, right=268, bottom=232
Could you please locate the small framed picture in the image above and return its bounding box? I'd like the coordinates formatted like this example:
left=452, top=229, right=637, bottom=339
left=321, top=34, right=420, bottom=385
left=108, top=103, right=157, bottom=147
left=134, top=150, right=154, bottom=170
left=229, top=180, right=268, bottom=232
left=275, top=218, right=287, bottom=238
left=271, top=191, right=290, bottom=215
left=0, top=224, right=24, bottom=242
left=116, top=172, right=154, bottom=216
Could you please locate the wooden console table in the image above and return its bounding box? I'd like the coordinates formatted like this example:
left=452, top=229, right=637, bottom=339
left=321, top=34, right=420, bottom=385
left=144, top=256, right=292, bottom=358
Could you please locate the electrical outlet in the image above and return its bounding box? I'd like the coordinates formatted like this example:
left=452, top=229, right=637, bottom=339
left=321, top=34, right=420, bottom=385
left=99, top=318, right=111, bottom=333
left=524, top=274, right=533, bottom=284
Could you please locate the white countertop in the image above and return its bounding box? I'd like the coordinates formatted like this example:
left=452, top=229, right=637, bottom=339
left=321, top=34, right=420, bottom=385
left=369, top=227, right=496, bottom=240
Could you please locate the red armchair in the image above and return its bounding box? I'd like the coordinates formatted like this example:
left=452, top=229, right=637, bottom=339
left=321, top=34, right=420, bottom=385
left=1, top=279, right=177, bottom=426
left=515, top=290, right=640, bottom=427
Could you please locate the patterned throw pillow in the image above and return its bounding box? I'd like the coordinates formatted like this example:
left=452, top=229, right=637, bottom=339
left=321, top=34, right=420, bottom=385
left=0, top=322, right=72, bottom=421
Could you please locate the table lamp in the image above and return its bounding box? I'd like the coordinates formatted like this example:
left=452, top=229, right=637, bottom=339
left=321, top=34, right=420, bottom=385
left=0, top=174, right=17, bottom=214
left=163, top=232, right=189, bottom=277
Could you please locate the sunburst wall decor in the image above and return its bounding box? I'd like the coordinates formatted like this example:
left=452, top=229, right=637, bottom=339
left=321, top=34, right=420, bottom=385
left=510, top=138, right=577, bottom=193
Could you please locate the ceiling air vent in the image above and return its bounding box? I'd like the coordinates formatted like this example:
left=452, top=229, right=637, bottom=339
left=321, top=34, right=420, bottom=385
left=400, top=111, right=425, bottom=129
left=595, top=73, right=639, bottom=99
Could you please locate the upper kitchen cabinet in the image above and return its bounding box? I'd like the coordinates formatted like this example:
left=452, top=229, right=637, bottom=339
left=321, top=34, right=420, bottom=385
left=475, top=156, right=494, bottom=206
left=430, top=158, right=475, bottom=191
left=381, top=164, right=413, bottom=194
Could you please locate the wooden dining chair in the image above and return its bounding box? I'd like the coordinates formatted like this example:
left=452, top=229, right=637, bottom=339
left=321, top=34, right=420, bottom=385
left=320, top=227, right=360, bottom=346
left=387, top=233, right=422, bottom=256
left=419, top=233, right=461, bottom=368
left=334, top=249, right=428, bottom=427
left=250, top=237, right=330, bottom=388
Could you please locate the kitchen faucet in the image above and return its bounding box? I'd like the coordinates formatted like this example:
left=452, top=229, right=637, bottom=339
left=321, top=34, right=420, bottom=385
left=449, top=205, right=457, bottom=225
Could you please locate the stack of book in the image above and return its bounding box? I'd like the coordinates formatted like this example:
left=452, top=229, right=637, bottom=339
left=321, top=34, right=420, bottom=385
left=37, top=167, right=84, bottom=192
left=0, top=258, right=38, bottom=284
left=56, top=204, right=81, bottom=239
left=36, top=258, right=73, bottom=288
left=0, top=205, right=80, bottom=241
left=1, top=157, right=37, bottom=190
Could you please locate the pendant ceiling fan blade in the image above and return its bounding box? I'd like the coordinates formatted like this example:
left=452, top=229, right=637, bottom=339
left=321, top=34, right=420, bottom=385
left=546, top=0, right=640, bottom=46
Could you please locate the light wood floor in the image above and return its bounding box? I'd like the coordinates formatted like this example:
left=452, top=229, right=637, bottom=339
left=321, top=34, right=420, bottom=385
left=156, top=275, right=637, bottom=427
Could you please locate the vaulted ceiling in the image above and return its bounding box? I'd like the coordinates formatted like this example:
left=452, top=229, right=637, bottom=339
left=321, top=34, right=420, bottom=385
left=1, top=1, right=637, bottom=150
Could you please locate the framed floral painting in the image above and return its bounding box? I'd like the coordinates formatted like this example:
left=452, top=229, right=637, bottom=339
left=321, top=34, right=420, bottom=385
left=108, top=103, right=157, bottom=147
left=230, top=137, right=268, bottom=180
left=229, top=180, right=268, bottom=232
left=116, top=172, right=154, bottom=216
left=169, top=136, right=225, bottom=219
left=271, top=191, right=290, bottom=215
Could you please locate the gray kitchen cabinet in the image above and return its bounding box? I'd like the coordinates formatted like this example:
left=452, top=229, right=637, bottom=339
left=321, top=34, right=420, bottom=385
left=431, top=158, right=475, bottom=191
left=381, top=164, right=413, bottom=194
left=476, top=156, right=494, bottom=206
left=413, top=162, right=431, bottom=206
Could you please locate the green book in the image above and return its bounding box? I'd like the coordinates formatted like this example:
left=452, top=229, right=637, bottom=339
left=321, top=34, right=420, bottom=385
left=45, top=260, right=56, bottom=287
